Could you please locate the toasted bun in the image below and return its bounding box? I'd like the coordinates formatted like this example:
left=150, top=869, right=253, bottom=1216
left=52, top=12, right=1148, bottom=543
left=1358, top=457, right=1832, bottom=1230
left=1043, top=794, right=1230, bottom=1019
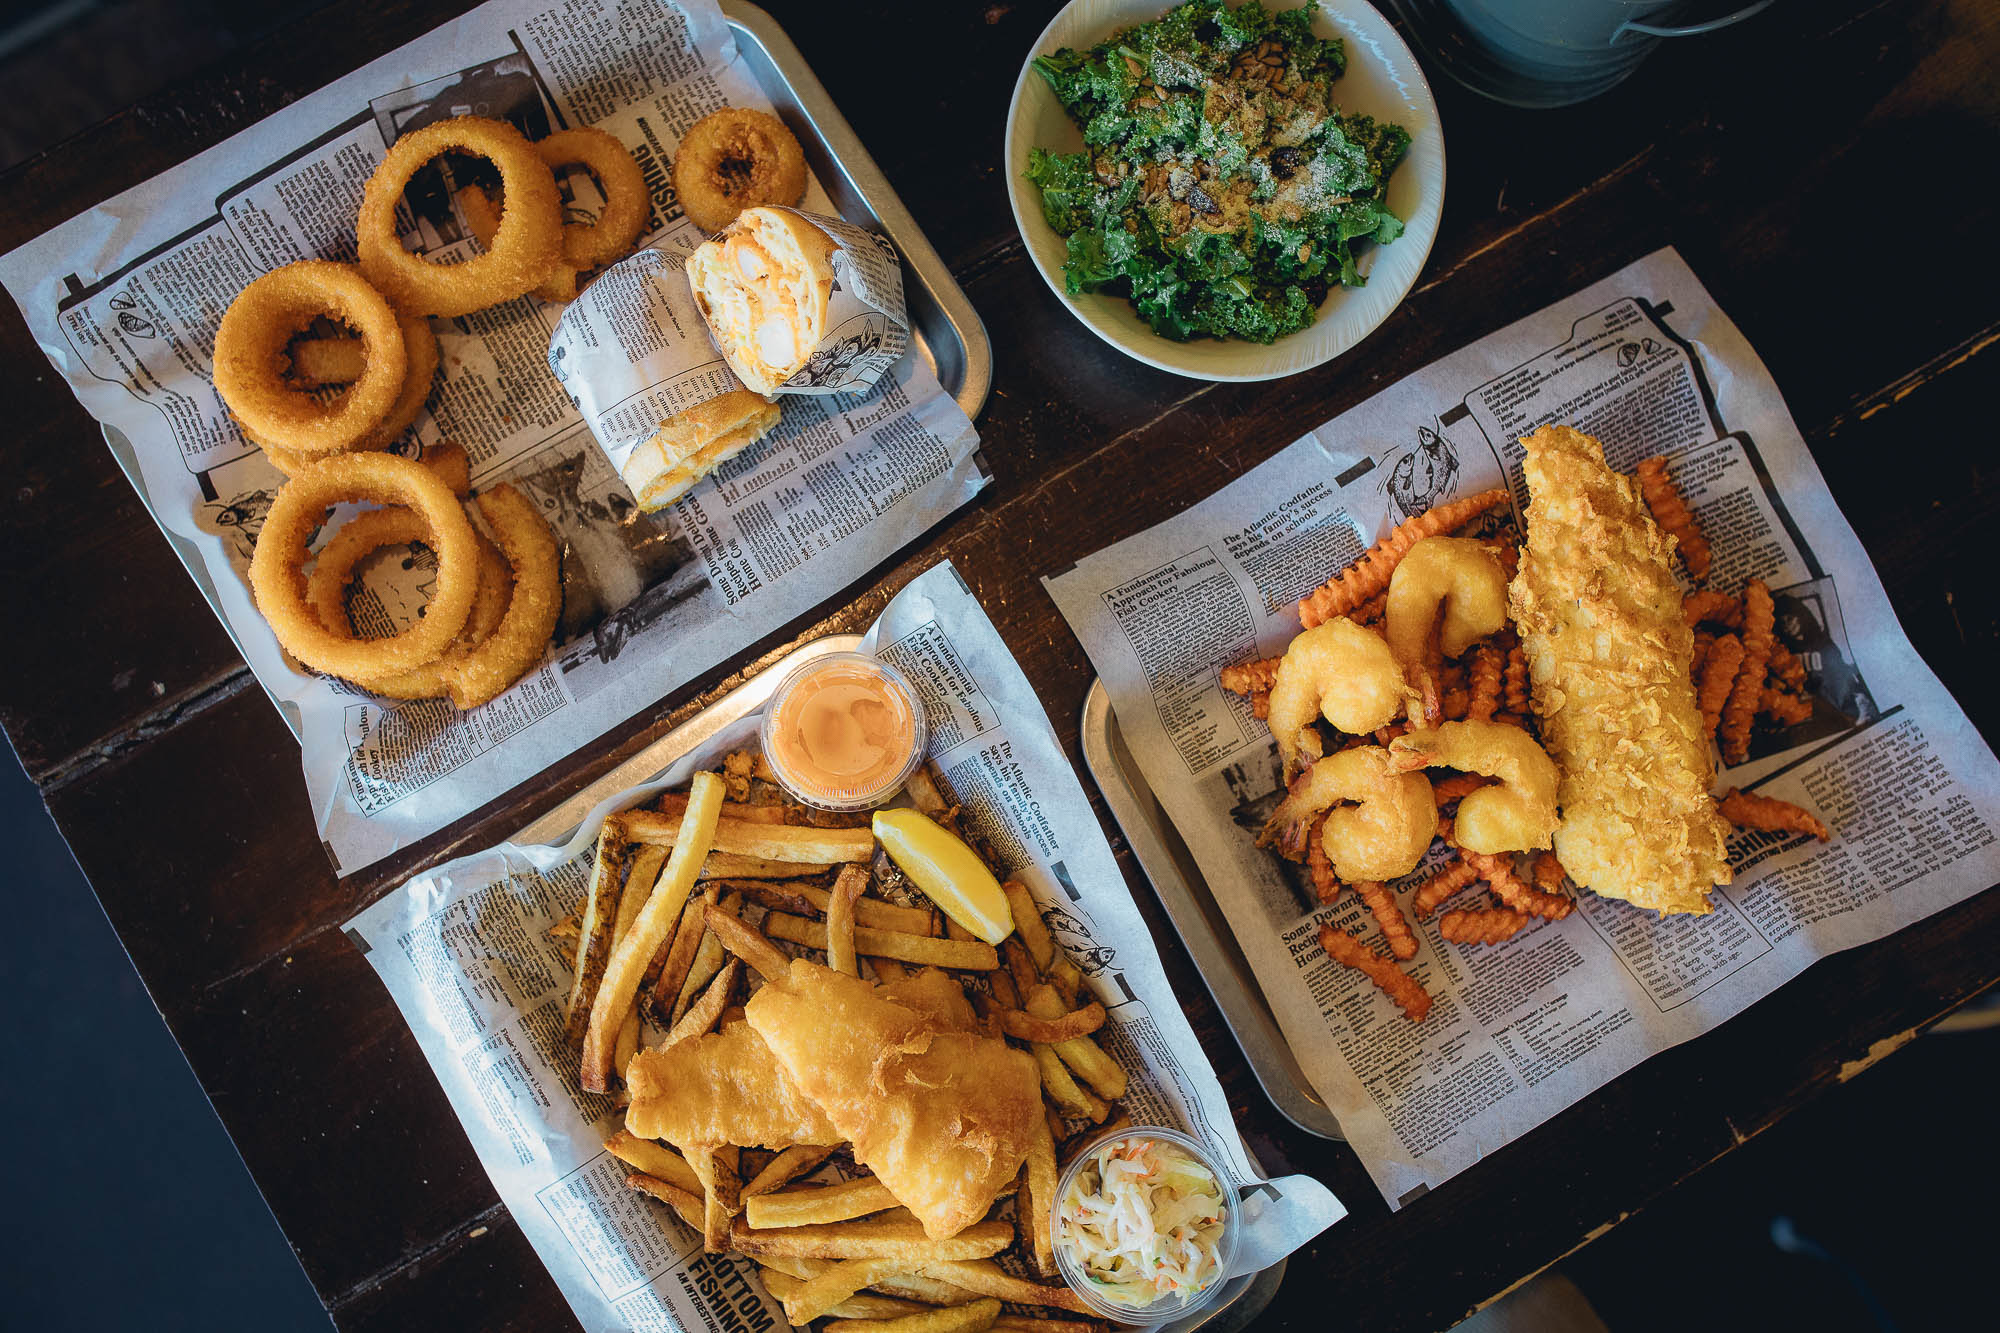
left=687, top=207, right=835, bottom=395
left=623, top=389, right=782, bottom=511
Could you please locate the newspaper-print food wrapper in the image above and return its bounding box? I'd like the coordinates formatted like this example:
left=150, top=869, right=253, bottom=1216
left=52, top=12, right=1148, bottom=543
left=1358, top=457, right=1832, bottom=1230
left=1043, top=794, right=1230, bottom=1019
left=0, top=0, right=985, bottom=875
left=749, top=207, right=910, bottom=395
left=345, top=561, right=1343, bottom=1332
left=1045, top=247, right=2000, bottom=1209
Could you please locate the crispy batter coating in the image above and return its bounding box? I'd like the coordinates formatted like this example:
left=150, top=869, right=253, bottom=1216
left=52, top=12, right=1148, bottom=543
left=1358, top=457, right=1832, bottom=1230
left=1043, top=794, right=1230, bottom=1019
left=1509, top=425, right=1732, bottom=915
left=1411, top=854, right=1482, bottom=919
left=1389, top=720, right=1560, bottom=854
left=1354, top=879, right=1418, bottom=960
left=1385, top=537, right=1510, bottom=672
left=1718, top=787, right=1832, bottom=841
left=1267, top=619, right=1413, bottom=776
left=1635, top=456, right=1712, bottom=581
left=1697, top=633, right=1746, bottom=738
left=1248, top=688, right=1271, bottom=720
left=1264, top=746, right=1438, bottom=881
left=1440, top=907, right=1531, bottom=945
left=1317, top=924, right=1431, bottom=1021
left=1298, top=490, right=1511, bottom=628
left=1720, top=580, right=1775, bottom=766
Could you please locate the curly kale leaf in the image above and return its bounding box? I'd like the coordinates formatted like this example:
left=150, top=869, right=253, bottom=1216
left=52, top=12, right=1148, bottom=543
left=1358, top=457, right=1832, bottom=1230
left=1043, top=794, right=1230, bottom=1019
left=1024, top=147, right=1098, bottom=235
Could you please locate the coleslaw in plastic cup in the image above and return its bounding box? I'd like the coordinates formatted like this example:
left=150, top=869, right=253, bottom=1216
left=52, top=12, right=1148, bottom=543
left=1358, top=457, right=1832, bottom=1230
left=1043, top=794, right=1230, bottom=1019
left=1051, top=1125, right=1240, bottom=1325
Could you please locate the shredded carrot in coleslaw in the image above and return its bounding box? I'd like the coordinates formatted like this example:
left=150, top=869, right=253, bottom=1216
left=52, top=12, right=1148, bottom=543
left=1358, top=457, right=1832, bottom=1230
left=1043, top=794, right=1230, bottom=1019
left=1055, top=1137, right=1226, bottom=1308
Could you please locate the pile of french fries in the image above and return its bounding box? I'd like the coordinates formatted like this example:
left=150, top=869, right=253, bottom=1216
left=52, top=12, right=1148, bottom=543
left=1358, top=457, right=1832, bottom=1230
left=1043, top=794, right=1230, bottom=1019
left=556, top=750, right=1134, bottom=1333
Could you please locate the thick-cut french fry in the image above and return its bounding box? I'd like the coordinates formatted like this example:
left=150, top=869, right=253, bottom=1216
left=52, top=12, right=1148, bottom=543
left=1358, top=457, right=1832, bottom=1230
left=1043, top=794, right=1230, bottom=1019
left=760, top=1269, right=933, bottom=1321
left=547, top=912, right=581, bottom=945
left=626, top=1170, right=704, bottom=1230
left=991, top=1319, right=1101, bottom=1333
left=1000, top=882, right=1052, bottom=970
left=705, top=902, right=794, bottom=980
left=1047, top=958, right=1083, bottom=1007
left=826, top=864, right=869, bottom=977
left=743, top=1145, right=836, bottom=1198
left=780, top=1257, right=910, bottom=1325
left=870, top=1271, right=983, bottom=1305
left=564, top=827, right=629, bottom=1044
left=658, top=790, right=791, bottom=824
left=988, top=969, right=1021, bottom=1013
left=728, top=1215, right=1013, bottom=1261
left=1029, top=1043, right=1103, bottom=1121
left=691, top=1145, right=740, bottom=1252
left=905, top=765, right=950, bottom=819
left=728, top=881, right=936, bottom=935
left=1027, top=987, right=1126, bottom=1100
left=646, top=893, right=707, bottom=1024
left=746, top=1176, right=900, bottom=1229
left=1026, top=1113, right=1058, bottom=1278
left=661, top=958, right=738, bottom=1050
left=611, top=844, right=668, bottom=1078
left=919, top=1260, right=1084, bottom=1313
left=871, top=958, right=909, bottom=982
left=604, top=1131, right=702, bottom=1192
left=762, top=912, right=1000, bottom=970
left=673, top=889, right=736, bottom=1022
left=582, top=775, right=723, bottom=1092
left=701, top=852, right=836, bottom=880
left=623, top=808, right=874, bottom=863
left=824, top=1299, right=1002, bottom=1333
left=1001, top=937, right=1039, bottom=1000
left=1000, top=1001, right=1105, bottom=1044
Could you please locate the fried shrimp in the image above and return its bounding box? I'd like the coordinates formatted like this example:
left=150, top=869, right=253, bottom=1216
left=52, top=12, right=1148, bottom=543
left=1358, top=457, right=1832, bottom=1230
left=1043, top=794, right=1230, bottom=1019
left=1262, top=746, right=1437, bottom=882
left=1384, top=536, right=1510, bottom=668
left=1265, top=618, right=1413, bottom=778
left=1388, top=720, right=1560, bottom=854
left=1298, top=489, right=1511, bottom=628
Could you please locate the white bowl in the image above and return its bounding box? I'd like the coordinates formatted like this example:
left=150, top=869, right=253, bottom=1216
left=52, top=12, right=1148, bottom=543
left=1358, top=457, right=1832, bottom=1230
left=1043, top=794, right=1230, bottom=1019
left=1003, top=0, right=1445, bottom=382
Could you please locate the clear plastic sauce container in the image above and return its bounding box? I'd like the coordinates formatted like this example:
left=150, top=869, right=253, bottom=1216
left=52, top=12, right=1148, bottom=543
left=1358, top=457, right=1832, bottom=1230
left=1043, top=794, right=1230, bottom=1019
left=760, top=652, right=926, bottom=811
left=1052, top=1126, right=1239, bottom=1325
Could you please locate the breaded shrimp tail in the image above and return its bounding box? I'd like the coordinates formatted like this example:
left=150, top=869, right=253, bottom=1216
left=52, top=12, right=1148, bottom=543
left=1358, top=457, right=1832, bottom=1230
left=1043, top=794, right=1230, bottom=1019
left=1509, top=425, right=1732, bottom=915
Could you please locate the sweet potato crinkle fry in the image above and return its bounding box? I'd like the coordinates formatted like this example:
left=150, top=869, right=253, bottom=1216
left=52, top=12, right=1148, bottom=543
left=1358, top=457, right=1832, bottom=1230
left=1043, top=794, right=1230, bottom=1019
left=1719, top=788, right=1832, bottom=841
left=1682, top=589, right=1740, bottom=628
left=1761, top=688, right=1815, bottom=726
left=1298, top=489, right=1510, bottom=627
left=1219, top=655, right=1282, bottom=695
left=1411, top=854, right=1482, bottom=919
left=1464, top=848, right=1572, bottom=919
left=1720, top=580, right=1775, bottom=765
left=1635, top=455, right=1712, bottom=581
left=1769, top=641, right=1809, bottom=691
left=1697, top=633, right=1746, bottom=737
left=1354, top=879, right=1419, bottom=960
left=1503, top=637, right=1530, bottom=713
left=1318, top=923, right=1432, bottom=1021
left=1466, top=643, right=1503, bottom=721
left=1440, top=907, right=1532, bottom=945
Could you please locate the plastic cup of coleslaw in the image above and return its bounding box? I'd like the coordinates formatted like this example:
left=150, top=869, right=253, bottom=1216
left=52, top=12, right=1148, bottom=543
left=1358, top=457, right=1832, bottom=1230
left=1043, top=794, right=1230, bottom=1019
left=1050, top=1125, right=1241, bottom=1326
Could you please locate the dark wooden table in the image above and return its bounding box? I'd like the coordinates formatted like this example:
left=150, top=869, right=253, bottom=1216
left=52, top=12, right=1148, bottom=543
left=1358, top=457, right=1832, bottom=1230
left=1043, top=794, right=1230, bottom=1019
left=3, top=1, right=1995, bottom=1328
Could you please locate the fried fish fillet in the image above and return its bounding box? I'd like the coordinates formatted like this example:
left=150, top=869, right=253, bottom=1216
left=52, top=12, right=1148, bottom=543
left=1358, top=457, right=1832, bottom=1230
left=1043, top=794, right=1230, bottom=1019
left=747, top=961, right=1041, bottom=1240
left=624, top=1021, right=840, bottom=1148
left=1509, top=425, right=1732, bottom=914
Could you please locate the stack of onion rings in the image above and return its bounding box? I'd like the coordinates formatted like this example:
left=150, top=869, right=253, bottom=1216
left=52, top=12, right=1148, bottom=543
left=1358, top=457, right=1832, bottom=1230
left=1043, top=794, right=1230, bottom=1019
left=455, top=124, right=651, bottom=303
left=359, top=116, right=564, bottom=317
left=672, top=107, right=807, bottom=233
left=214, top=262, right=408, bottom=457
left=247, top=311, right=441, bottom=473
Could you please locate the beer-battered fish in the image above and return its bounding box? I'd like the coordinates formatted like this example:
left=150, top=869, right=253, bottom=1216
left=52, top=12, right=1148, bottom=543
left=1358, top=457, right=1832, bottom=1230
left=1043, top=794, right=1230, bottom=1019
left=1509, top=425, right=1732, bottom=914
left=624, top=1022, right=840, bottom=1148
left=747, top=960, right=1041, bottom=1240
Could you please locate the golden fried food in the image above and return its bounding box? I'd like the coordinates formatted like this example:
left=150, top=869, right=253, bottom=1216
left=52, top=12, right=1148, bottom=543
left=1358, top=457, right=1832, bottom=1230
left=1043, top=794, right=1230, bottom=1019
left=1298, top=489, right=1510, bottom=628
left=1718, top=787, right=1832, bottom=841
left=687, top=205, right=836, bottom=395
left=1635, top=455, right=1712, bottom=582
left=1265, top=618, right=1412, bottom=777
left=1353, top=879, right=1418, bottom=961
left=625, top=1021, right=841, bottom=1147
left=1317, top=924, right=1431, bottom=1021
left=1410, top=854, right=1482, bottom=919
left=748, top=961, right=1042, bottom=1240
left=1461, top=848, right=1571, bottom=919
left=1388, top=721, right=1559, bottom=855
left=673, top=107, right=809, bottom=234
left=1263, top=745, right=1437, bottom=882
left=1720, top=580, right=1775, bottom=766
left=1383, top=536, right=1509, bottom=667
left=1439, top=906, right=1531, bottom=945
left=1697, top=633, right=1746, bottom=739
left=1509, top=425, right=1732, bottom=914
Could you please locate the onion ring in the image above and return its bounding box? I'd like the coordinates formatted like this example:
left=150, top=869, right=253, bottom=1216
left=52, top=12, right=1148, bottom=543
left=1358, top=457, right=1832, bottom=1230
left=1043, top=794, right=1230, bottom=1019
left=442, top=483, right=561, bottom=709
left=672, top=108, right=807, bottom=234
left=457, top=184, right=578, bottom=304
left=359, top=116, right=563, bottom=316
left=306, top=506, right=513, bottom=699
left=538, top=127, right=651, bottom=270
left=251, top=314, right=441, bottom=469
left=214, top=262, right=407, bottom=456
left=286, top=334, right=368, bottom=386
left=250, top=453, right=478, bottom=679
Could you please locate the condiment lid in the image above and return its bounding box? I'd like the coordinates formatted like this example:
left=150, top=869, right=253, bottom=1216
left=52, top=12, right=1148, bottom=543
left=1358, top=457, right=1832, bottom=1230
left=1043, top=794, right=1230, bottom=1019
left=1050, top=1125, right=1241, bottom=1326
left=759, top=651, right=927, bottom=811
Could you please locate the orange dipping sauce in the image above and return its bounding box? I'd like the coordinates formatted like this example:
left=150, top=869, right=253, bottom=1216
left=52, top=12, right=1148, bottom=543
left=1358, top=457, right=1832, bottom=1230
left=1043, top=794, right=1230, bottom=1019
left=762, top=653, right=925, bottom=810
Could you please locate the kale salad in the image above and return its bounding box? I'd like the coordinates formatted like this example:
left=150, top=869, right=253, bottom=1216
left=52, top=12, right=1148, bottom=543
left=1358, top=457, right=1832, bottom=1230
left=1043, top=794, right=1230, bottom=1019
left=1026, top=0, right=1410, bottom=344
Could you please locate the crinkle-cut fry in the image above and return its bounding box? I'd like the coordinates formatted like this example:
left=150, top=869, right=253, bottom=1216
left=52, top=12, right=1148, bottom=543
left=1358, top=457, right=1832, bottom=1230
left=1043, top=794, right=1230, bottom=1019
left=1219, top=656, right=1282, bottom=695
left=1635, top=455, right=1712, bottom=581
left=1682, top=589, right=1741, bottom=628
left=1466, top=643, right=1503, bottom=722
left=1440, top=907, right=1532, bottom=945
left=1697, top=634, right=1746, bottom=738
left=627, top=1170, right=705, bottom=1230
left=1463, top=849, right=1572, bottom=919
left=743, top=1145, right=835, bottom=1198
left=1306, top=815, right=1340, bottom=903
left=1503, top=636, right=1530, bottom=713
left=1761, top=688, right=1815, bottom=726
left=1317, top=924, right=1431, bottom=1021
left=1410, top=854, right=1482, bottom=919
left=1531, top=851, right=1568, bottom=894
left=823, top=1298, right=1003, bottom=1333
left=1354, top=879, right=1418, bottom=960
left=1720, top=580, right=1775, bottom=765
left=1428, top=773, right=1490, bottom=805
left=1691, top=629, right=1715, bottom=679
left=1248, top=688, right=1271, bottom=720
left=1719, top=787, right=1832, bottom=841
left=1769, top=641, right=1808, bottom=692
left=1298, top=489, right=1510, bottom=627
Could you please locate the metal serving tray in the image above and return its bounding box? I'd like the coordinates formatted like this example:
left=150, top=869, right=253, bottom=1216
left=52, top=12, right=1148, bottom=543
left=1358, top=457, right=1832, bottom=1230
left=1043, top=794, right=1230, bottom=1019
left=1082, top=679, right=1345, bottom=1140
left=99, top=0, right=991, bottom=741
left=506, top=639, right=1287, bottom=1332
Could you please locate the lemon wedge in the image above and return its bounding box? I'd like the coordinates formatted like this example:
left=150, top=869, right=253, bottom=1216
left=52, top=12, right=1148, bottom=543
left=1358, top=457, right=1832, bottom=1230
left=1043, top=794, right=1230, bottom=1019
left=872, top=808, right=1016, bottom=945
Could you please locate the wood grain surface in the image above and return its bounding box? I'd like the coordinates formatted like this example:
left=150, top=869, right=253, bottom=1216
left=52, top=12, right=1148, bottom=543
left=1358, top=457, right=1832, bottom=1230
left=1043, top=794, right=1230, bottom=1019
left=1, top=1, right=1995, bottom=1329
